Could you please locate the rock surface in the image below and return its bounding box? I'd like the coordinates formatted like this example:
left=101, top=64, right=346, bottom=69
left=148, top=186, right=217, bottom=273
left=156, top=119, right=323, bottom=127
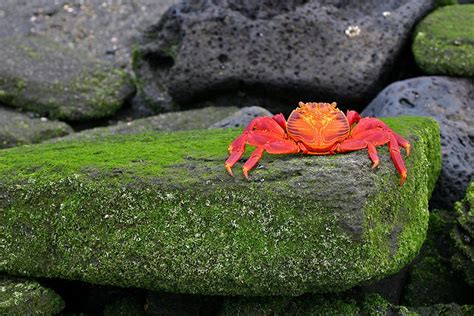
left=0, top=0, right=178, bottom=71
left=210, top=106, right=272, bottom=129
left=0, top=276, right=64, bottom=315
left=413, top=4, right=474, bottom=77
left=52, top=106, right=238, bottom=142
left=0, top=36, right=135, bottom=121
left=452, top=181, right=474, bottom=286
left=362, top=76, right=473, bottom=209
left=134, top=0, right=433, bottom=112
left=0, top=107, right=72, bottom=148
left=0, top=117, right=440, bottom=295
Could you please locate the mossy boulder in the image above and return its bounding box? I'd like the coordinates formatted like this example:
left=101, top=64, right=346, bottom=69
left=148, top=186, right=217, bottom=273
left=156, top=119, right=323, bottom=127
left=0, top=107, right=72, bottom=148
left=452, top=181, right=474, bottom=286
left=403, top=209, right=472, bottom=306
left=0, top=116, right=440, bottom=295
left=0, top=36, right=135, bottom=121
left=0, top=275, right=64, bottom=315
left=413, top=5, right=474, bottom=77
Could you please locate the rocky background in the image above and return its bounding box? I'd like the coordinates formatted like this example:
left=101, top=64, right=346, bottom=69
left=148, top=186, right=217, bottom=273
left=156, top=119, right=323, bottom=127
left=0, top=0, right=473, bottom=315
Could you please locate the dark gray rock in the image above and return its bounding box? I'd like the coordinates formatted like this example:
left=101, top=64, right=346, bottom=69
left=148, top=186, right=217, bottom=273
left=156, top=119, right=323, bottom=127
left=0, top=107, right=73, bottom=148
left=0, top=0, right=178, bottom=70
left=362, top=76, right=474, bottom=209
left=134, top=0, right=433, bottom=113
left=210, top=106, right=272, bottom=129
left=0, top=36, right=135, bottom=121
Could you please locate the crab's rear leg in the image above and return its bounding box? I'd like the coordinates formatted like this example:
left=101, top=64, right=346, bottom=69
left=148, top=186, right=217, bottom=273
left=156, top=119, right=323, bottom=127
left=336, top=140, right=381, bottom=168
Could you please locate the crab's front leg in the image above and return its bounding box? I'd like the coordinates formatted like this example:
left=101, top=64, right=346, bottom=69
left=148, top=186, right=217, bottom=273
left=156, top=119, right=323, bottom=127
left=242, top=132, right=300, bottom=178
left=225, top=114, right=293, bottom=177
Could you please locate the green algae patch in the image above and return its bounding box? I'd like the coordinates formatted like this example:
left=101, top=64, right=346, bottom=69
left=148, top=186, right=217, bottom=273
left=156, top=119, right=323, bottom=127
left=413, top=5, right=474, bottom=77
left=0, top=276, right=64, bottom=315
left=0, top=117, right=440, bottom=295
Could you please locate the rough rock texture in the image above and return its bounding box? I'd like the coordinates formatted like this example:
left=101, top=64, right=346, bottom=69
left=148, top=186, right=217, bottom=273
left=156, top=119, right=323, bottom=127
left=362, top=76, right=473, bottom=209
left=413, top=4, right=474, bottom=77
left=51, top=106, right=238, bottom=142
left=0, top=36, right=135, bottom=121
left=210, top=106, right=272, bottom=129
left=220, top=293, right=474, bottom=316
left=402, top=209, right=473, bottom=306
left=0, top=117, right=440, bottom=295
left=452, top=181, right=474, bottom=286
left=103, top=297, right=145, bottom=316
left=0, top=276, right=64, bottom=315
left=145, top=292, right=220, bottom=316
left=0, top=0, right=178, bottom=71
left=0, top=107, right=72, bottom=148
left=134, top=0, right=433, bottom=112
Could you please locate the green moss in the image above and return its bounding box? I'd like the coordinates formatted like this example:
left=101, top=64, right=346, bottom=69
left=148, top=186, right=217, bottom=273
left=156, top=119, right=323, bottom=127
left=0, top=117, right=441, bottom=295
left=403, top=209, right=472, bottom=306
left=0, top=275, right=64, bottom=315
left=451, top=181, right=474, bottom=286
left=413, top=5, right=474, bottom=77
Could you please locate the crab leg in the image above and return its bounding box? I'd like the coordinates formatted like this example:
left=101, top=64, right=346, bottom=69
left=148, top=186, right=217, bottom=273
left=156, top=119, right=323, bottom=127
left=241, top=134, right=300, bottom=178
left=337, top=132, right=407, bottom=185
left=225, top=116, right=287, bottom=176
left=336, top=140, right=381, bottom=168
left=387, top=133, right=407, bottom=186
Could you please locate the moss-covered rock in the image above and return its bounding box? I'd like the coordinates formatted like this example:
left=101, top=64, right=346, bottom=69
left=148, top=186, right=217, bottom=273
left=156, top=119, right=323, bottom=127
left=0, top=275, right=64, bottom=315
left=220, top=293, right=474, bottom=316
left=403, top=209, right=472, bottom=306
left=452, top=181, right=474, bottom=286
left=0, top=116, right=440, bottom=295
left=0, top=36, right=135, bottom=121
left=411, top=303, right=474, bottom=316
left=0, top=107, right=72, bottom=148
left=413, top=5, right=474, bottom=77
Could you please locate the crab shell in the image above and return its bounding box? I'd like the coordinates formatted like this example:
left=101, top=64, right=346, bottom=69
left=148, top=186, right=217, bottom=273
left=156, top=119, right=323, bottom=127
left=287, top=102, right=350, bottom=153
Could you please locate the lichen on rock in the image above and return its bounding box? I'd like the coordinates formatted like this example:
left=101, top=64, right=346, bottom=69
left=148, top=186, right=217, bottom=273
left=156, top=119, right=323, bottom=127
left=0, top=116, right=440, bottom=295
left=0, top=276, right=64, bottom=315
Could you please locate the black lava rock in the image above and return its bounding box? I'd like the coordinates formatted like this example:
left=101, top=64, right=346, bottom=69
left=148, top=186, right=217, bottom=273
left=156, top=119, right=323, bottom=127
left=134, top=0, right=433, bottom=113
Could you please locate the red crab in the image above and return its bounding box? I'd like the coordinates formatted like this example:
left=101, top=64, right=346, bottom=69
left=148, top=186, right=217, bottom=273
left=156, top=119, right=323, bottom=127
left=225, top=102, right=411, bottom=185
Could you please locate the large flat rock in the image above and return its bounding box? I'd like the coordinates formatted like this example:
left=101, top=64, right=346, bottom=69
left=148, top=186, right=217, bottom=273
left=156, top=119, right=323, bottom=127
left=0, top=36, right=135, bottom=121
left=0, top=117, right=440, bottom=295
